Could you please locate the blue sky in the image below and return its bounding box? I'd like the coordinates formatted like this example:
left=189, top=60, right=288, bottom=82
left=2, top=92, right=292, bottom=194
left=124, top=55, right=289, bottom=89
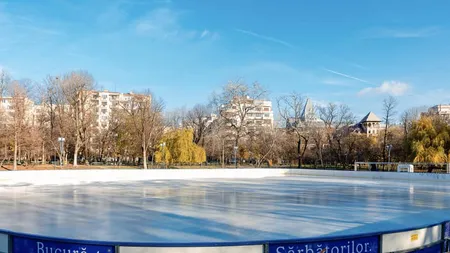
left=1, top=0, right=450, bottom=120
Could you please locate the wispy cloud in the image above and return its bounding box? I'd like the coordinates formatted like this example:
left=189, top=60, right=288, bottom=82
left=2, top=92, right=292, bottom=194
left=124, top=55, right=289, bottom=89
left=323, top=68, right=371, bottom=84
left=235, top=28, right=295, bottom=49
left=322, top=78, right=353, bottom=86
left=358, top=81, right=410, bottom=96
left=134, top=8, right=217, bottom=41
left=362, top=26, right=441, bottom=39
left=350, top=63, right=367, bottom=70
left=0, top=3, right=62, bottom=37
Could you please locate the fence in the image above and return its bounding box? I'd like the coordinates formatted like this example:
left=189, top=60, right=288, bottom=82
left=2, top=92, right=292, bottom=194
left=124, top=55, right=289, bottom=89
left=354, top=162, right=450, bottom=174
left=2, top=220, right=449, bottom=253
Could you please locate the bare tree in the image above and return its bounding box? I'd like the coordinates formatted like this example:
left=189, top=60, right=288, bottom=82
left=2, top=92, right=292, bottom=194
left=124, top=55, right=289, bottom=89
left=277, top=92, right=308, bottom=167
left=60, top=71, right=96, bottom=166
left=0, top=69, right=10, bottom=99
left=165, top=107, right=187, bottom=129
left=311, top=123, right=326, bottom=167
left=185, top=104, right=211, bottom=145
left=123, top=90, right=164, bottom=169
left=8, top=81, right=31, bottom=170
left=319, top=103, right=355, bottom=166
left=382, top=96, right=398, bottom=162
left=213, top=81, right=267, bottom=164
left=0, top=69, right=11, bottom=166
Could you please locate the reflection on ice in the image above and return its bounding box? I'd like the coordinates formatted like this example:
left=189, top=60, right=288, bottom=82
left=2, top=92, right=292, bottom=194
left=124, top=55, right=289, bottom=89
left=0, top=176, right=449, bottom=243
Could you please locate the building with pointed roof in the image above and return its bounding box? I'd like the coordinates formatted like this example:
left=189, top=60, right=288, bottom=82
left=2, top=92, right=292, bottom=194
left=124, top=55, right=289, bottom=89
left=352, top=112, right=382, bottom=136
left=286, top=98, right=323, bottom=129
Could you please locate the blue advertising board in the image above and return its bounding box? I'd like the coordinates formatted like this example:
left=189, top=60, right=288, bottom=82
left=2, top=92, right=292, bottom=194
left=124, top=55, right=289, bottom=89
left=445, top=222, right=450, bottom=239
left=268, top=236, right=379, bottom=253
left=13, top=236, right=115, bottom=253
left=409, top=243, right=442, bottom=253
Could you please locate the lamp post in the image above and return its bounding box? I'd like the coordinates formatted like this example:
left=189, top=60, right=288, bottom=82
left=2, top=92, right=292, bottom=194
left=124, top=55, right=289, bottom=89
left=386, top=144, right=393, bottom=163
left=57, top=137, right=65, bottom=167
left=160, top=142, right=166, bottom=169
left=234, top=146, right=238, bottom=169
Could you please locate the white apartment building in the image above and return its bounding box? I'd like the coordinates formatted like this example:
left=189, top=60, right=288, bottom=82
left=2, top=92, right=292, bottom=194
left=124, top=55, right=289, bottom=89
left=220, top=96, right=274, bottom=129
left=89, top=90, right=141, bottom=130
left=427, top=104, right=450, bottom=117
left=0, top=96, right=37, bottom=126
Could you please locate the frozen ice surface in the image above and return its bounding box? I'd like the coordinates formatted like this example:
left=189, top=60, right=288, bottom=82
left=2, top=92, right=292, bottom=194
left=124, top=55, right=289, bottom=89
left=0, top=175, right=449, bottom=244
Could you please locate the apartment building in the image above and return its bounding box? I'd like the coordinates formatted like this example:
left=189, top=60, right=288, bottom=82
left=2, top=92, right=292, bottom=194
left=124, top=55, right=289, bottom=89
left=0, top=96, right=37, bottom=126
left=426, top=104, right=450, bottom=118
left=89, top=90, right=145, bottom=129
left=220, top=96, right=274, bottom=129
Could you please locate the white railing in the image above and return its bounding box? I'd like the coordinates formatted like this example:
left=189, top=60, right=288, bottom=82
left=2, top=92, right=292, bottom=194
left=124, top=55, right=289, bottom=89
left=354, top=161, right=450, bottom=174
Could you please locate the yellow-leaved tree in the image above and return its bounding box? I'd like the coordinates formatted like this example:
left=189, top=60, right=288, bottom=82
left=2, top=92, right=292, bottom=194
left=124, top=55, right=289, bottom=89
left=155, top=129, right=206, bottom=165
left=408, top=116, right=450, bottom=163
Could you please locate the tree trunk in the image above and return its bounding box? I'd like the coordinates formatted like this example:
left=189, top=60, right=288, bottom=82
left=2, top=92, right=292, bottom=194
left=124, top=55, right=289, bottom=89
left=221, top=139, right=225, bottom=168
left=297, top=138, right=302, bottom=168
left=1, top=144, right=7, bottom=166
left=13, top=132, right=18, bottom=171
left=143, top=146, right=148, bottom=169
left=42, top=141, right=45, bottom=165
left=73, top=146, right=78, bottom=167
left=235, top=136, right=239, bottom=168
left=383, top=128, right=388, bottom=162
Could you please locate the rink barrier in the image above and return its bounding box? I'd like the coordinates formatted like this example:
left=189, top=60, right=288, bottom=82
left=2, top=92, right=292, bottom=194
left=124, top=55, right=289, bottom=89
left=1, top=169, right=450, bottom=252
left=0, top=220, right=449, bottom=253
left=1, top=168, right=450, bottom=186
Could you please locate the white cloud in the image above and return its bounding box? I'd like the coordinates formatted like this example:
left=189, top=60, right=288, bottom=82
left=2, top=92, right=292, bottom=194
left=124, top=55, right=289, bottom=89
left=200, top=30, right=209, bottom=38
left=363, top=27, right=440, bottom=39
left=135, top=8, right=178, bottom=36
left=134, top=8, right=218, bottom=41
left=358, top=81, right=410, bottom=96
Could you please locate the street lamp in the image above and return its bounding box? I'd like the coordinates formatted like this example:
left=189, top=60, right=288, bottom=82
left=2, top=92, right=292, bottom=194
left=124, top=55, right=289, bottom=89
left=234, top=146, right=238, bottom=169
left=58, top=137, right=65, bottom=167
left=386, top=144, right=393, bottom=163
left=160, top=142, right=166, bottom=168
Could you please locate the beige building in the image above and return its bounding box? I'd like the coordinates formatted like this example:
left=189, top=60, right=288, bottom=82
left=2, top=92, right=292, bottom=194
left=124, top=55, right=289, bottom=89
left=352, top=112, right=382, bottom=136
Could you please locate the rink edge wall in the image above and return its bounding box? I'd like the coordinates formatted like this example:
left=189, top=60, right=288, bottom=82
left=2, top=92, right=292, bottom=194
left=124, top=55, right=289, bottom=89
left=1, top=168, right=450, bottom=186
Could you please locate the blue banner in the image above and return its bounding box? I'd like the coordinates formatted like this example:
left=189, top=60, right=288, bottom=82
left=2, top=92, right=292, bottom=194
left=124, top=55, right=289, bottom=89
left=13, top=236, right=114, bottom=253
left=268, top=236, right=379, bottom=253
left=410, top=243, right=442, bottom=253
left=445, top=222, right=450, bottom=239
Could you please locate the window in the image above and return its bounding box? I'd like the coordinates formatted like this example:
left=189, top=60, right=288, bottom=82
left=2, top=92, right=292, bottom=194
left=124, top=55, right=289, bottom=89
left=101, top=109, right=107, bottom=114
left=264, top=107, right=270, bottom=111
left=102, top=95, right=107, bottom=99
left=102, top=102, right=107, bottom=107
left=264, top=113, right=270, bottom=118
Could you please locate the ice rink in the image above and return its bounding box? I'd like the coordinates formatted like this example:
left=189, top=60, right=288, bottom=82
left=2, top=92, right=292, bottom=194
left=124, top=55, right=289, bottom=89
left=1, top=174, right=450, bottom=244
